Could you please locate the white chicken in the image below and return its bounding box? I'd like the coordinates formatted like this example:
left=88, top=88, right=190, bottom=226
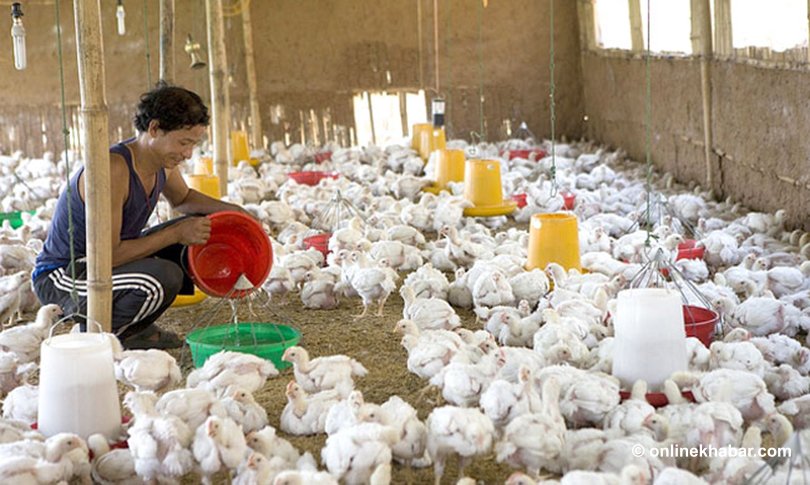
left=341, top=251, right=399, bottom=318
left=124, top=391, right=194, bottom=483
left=472, top=271, right=515, bottom=309
left=675, top=369, right=776, bottom=423
left=221, top=386, right=269, bottom=434
left=480, top=366, right=543, bottom=430
left=280, top=381, right=343, bottom=436
left=726, top=297, right=787, bottom=336
left=192, top=416, right=249, bottom=485
left=708, top=341, right=767, bottom=377
left=400, top=285, right=460, bottom=331
left=87, top=433, right=139, bottom=485
left=0, top=303, right=62, bottom=363
left=359, top=396, right=429, bottom=472
left=321, top=421, right=397, bottom=485
left=2, top=380, right=37, bottom=425
left=282, top=346, right=367, bottom=394
left=263, top=265, right=296, bottom=304
left=495, top=378, right=567, bottom=476
left=508, top=270, right=550, bottom=308
left=246, top=425, right=300, bottom=466
left=426, top=406, right=494, bottom=485
left=114, top=348, right=182, bottom=393
left=324, top=390, right=365, bottom=436
left=155, top=388, right=228, bottom=432
left=186, top=350, right=279, bottom=394
left=300, top=271, right=340, bottom=310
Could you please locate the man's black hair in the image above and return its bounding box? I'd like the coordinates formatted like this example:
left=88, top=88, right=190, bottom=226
left=134, top=82, right=210, bottom=132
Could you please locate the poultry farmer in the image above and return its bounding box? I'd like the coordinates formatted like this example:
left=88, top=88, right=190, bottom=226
left=33, top=83, right=246, bottom=349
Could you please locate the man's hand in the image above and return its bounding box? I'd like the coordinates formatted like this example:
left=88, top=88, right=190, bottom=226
left=174, top=217, right=212, bottom=245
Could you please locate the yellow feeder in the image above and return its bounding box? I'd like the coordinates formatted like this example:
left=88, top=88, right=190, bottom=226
left=411, top=123, right=432, bottom=153
left=230, top=130, right=250, bottom=166
left=462, top=159, right=517, bottom=217
left=424, top=148, right=465, bottom=194
left=419, top=126, right=446, bottom=160
left=173, top=173, right=223, bottom=307
left=526, top=212, right=582, bottom=272
left=194, top=156, right=214, bottom=176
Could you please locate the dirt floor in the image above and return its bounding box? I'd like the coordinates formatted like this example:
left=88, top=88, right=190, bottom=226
left=158, top=279, right=517, bottom=485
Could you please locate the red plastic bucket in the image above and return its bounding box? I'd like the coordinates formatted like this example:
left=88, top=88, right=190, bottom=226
left=683, top=305, right=718, bottom=346
left=511, top=193, right=528, bottom=208
left=562, top=191, right=576, bottom=210
left=314, top=151, right=333, bottom=164
left=287, top=171, right=339, bottom=186
left=303, top=233, right=332, bottom=261
left=507, top=148, right=547, bottom=161
left=187, top=211, right=272, bottom=298
left=676, top=239, right=705, bottom=261
left=618, top=390, right=695, bottom=407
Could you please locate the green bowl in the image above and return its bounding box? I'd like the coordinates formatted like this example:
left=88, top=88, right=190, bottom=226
left=186, top=322, right=301, bottom=369
left=0, top=210, right=36, bottom=229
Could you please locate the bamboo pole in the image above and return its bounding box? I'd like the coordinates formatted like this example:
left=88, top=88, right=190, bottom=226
left=693, top=0, right=714, bottom=193
left=74, top=0, right=112, bottom=332
left=399, top=91, right=409, bottom=137
left=159, top=0, right=175, bottom=83
left=807, top=0, right=810, bottom=62
left=367, top=91, right=377, bottom=146
left=206, top=0, right=229, bottom=196
left=628, top=0, right=643, bottom=52
left=241, top=0, right=262, bottom=150
left=577, top=0, right=596, bottom=51
left=714, top=0, right=732, bottom=57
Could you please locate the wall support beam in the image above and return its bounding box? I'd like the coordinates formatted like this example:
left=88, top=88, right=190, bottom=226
left=206, top=0, right=230, bottom=196
left=159, top=0, right=175, bottom=83
left=241, top=0, right=263, bottom=149
left=692, top=0, right=715, bottom=193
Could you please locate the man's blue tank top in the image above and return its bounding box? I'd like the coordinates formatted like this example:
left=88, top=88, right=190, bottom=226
left=33, top=138, right=166, bottom=280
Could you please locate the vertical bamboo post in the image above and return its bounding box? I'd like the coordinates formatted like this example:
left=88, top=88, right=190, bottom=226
left=807, top=0, right=810, bottom=62
left=366, top=92, right=377, bottom=146
left=159, top=0, right=175, bottom=83
left=399, top=91, right=409, bottom=137
left=241, top=0, right=262, bottom=150
left=74, top=0, right=112, bottom=332
left=206, top=0, right=229, bottom=196
left=692, top=0, right=714, bottom=192
left=714, top=0, right=732, bottom=57
left=629, top=0, right=643, bottom=52
left=577, top=0, right=597, bottom=50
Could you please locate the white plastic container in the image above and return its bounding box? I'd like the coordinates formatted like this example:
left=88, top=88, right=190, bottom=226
left=612, top=288, right=688, bottom=390
left=37, top=331, right=121, bottom=440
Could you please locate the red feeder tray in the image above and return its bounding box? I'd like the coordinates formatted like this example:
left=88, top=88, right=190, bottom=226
left=562, top=191, right=576, bottom=210
left=33, top=416, right=131, bottom=458
left=684, top=305, right=718, bottom=347
left=507, top=148, right=547, bottom=161
left=618, top=390, right=696, bottom=407
left=314, top=151, right=333, bottom=164
left=287, top=171, right=339, bottom=186
left=303, top=233, right=332, bottom=261
left=187, top=211, right=273, bottom=298
left=676, top=239, right=705, bottom=261
left=511, top=193, right=528, bottom=209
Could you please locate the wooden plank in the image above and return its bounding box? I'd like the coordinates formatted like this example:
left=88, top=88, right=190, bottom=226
left=159, top=0, right=175, bottom=83
left=73, top=0, right=112, bottom=331
left=206, top=0, right=230, bottom=196
left=714, top=0, right=733, bottom=57
left=629, top=0, right=643, bottom=52
left=241, top=0, right=262, bottom=150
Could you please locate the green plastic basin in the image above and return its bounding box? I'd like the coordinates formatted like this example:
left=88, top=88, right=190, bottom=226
left=0, top=210, right=36, bottom=229
left=186, top=322, right=301, bottom=369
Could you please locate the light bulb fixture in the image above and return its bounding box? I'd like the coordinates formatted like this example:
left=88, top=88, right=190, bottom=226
left=10, top=2, right=25, bottom=70
left=116, top=0, right=126, bottom=36
left=184, top=34, right=206, bottom=70
left=431, top=97, right=446, bottom=128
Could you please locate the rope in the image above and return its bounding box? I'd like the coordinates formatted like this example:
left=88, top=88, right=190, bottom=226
left=54, top=0, right=79, bottom=307
left=644, top=0, right=653, bottom=246
left=143, top=0, right=152, bottom=87
left=548, top=0, right=558, bottom=197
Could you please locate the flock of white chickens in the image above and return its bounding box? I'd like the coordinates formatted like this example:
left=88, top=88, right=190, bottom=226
left=0, top=135, right=806, bottom=484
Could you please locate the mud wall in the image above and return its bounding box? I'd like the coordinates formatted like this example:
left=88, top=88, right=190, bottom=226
left=581, top=52, right=810, bottom=230
left=0, top=0, right=583, bottom=156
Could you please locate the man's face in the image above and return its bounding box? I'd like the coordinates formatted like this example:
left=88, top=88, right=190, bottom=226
left=150, top=123, right=207, bottom=168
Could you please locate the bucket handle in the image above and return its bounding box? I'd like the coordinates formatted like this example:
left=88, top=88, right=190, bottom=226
left=47, top=313, right=104, bottom=342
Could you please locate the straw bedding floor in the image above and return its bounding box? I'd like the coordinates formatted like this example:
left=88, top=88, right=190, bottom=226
left=158, top=285, right=516, bottom=485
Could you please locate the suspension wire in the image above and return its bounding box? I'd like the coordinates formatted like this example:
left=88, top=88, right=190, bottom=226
left=433, top=0, right=440, bottom=94
left=644, top=0, right=653, bottom=247
left=476, top=0, right=485, bottom=141
left=548, top=0, right=558, bottom=197
left=143, top=0, right=152, bottom=87
left=54, top=0, right=79, bottom=307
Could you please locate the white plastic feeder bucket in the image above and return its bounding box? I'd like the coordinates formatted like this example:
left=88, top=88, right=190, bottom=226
left=37, top=321, right=121, bottom=440
left=612, top=288, right=688, bottom=390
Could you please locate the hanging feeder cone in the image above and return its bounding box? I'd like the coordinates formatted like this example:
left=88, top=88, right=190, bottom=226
left=419, top=126, right=446, bottom=160
left=424, top=148, right=465, bottom=194
left=462, top=159, right=517, bottom=217
left=526, top=212, right=581, bottom=272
